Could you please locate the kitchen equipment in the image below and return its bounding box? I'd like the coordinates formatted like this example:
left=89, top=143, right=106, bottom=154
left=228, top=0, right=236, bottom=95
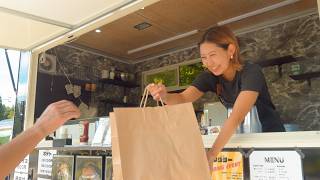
left=228, top=106, right=262, bottom=133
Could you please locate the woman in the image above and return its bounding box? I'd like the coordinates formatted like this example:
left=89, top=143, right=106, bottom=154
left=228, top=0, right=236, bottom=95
left=147, top=26, right=285, bottom=162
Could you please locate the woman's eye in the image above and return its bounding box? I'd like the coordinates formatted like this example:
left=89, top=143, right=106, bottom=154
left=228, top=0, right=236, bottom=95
left=209, top=54, right=216, bottom=57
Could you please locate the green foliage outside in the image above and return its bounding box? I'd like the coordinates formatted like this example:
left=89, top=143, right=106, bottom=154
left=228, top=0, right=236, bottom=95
left=0, top=96, right=14, bottom=120
left=179, top=62, right=204, bottom=86
left=0, top=136, right=10, bottom=145
left=145, top=69, right=178, bottom=87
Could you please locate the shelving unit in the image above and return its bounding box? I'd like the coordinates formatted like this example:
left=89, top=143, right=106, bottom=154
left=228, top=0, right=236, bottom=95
left=37, top=145, right=111, bottom=151
left=289, top=71, right=320, bottom=86
left=256, top=55, right=298, bottom=77
left=98, top=78, right=140, bottom=111
left=100, top=98, right=138, bottom=107
left=99, top=78, right=139, bottom=89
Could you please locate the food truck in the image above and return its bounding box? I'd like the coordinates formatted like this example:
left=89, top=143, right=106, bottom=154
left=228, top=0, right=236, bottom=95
left=1, top=0, right=320, bottom=179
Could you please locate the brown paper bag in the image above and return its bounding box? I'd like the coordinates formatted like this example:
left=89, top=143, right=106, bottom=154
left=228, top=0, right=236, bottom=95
left=111, top=112, right=124, bottom=180
left=111, top=101, right=211, bottom=180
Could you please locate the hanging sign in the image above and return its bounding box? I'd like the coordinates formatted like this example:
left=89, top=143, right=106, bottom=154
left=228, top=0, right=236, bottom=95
left=249, top=151, right=303, bottom=180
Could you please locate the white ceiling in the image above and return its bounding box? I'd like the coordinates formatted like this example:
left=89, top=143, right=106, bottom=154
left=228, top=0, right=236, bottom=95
left=0, top=0, right=132, bottom=25
left=0, top=0, right=158, bottom=51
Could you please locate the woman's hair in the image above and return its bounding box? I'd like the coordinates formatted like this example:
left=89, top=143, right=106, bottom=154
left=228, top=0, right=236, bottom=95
left=199, top=26, right=243, bottom=71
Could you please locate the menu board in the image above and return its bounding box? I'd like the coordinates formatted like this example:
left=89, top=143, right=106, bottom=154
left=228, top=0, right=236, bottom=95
left=211, top=151, right=244, bottom=180
left=249, top=151, right=303, bottom=180
left=37, top=150, right=57, bottom=176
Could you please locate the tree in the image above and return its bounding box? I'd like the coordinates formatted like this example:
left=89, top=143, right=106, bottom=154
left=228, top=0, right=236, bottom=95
left=0, top=97, right=14, bottom=120
left=0, top=97, right=6, bottom=120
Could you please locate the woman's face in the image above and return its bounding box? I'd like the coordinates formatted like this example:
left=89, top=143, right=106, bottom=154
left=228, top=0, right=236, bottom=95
left=200, top=42, right=233, bottom=76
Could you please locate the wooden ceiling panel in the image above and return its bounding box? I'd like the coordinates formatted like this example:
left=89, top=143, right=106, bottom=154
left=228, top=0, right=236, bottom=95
left=227, top=0, right=318, bottom=33
left=75, top=13, right=175, bottom=59
left=74, top=0, right=318, bottom=63
left=128, top=32, right=205, bottom=60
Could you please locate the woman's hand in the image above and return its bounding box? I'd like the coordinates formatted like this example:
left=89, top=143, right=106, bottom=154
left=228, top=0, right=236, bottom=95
left=206, top=149, right=216, bottom=173
left=146, top=83, right=168, bottom=102
left=34, top=100, right=81, bottom=137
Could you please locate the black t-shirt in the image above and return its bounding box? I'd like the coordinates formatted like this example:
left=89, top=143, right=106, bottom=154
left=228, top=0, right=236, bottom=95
left=192, top=62, right=285, bottom=132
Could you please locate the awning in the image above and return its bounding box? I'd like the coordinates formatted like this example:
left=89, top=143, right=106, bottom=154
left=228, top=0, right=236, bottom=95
left=0, top=0, right=159, bottom=51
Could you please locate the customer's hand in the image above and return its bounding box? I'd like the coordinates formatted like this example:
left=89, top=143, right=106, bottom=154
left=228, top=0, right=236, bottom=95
left=34, top=100, right=81, bottom=137
left=146, top=83, right=168, bottom=102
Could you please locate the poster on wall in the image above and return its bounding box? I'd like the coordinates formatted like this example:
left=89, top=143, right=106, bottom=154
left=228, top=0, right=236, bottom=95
left=37, top=150, right=57, bottom=176
left=52, top=155, right=74, bottom=180
left=249, top=151, right=303, bottom=180
left=211, top=151, right=244, bottom=180
left=75, top=156, right=103, bottom=180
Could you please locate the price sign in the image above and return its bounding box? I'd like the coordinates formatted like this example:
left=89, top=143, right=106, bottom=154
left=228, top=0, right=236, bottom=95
left=13, top=172, right=29, bottom=180
left=37, top=150, right=57, bottom=176
left=14, top=155, right=29, bottom=173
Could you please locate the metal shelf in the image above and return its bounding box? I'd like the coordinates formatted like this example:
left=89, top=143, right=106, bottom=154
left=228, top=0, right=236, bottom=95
left=99, top=78, right=139, bottom=88
left=100, top=98, right=138, bottom=107
left=256, top=55, right=298, bottom=77
left=36, top=145, right=111, bottom=151
left=289, top=71, right=320, bottom=86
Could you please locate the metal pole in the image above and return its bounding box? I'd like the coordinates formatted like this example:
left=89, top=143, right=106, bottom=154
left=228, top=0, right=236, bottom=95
left=4, top=49, right=17, bottom=93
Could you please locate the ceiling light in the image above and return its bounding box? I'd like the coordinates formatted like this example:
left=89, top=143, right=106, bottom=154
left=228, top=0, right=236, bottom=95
left=128, top=29, right=198, bottom=54
left=134, top=22, right=152, bottom=30
left=217, top=0, right=300, bottom=26
left=95, top=29, right=101, bottom=33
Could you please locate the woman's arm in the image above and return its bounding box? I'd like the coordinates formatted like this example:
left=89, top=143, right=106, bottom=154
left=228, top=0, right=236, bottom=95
left=207, top=91, right=259, bottom=160
left=0, top=100, right=80, bottom=179
left=147, top=84, right=204, bottom=105
left=165, top=86, right=204, bottom=105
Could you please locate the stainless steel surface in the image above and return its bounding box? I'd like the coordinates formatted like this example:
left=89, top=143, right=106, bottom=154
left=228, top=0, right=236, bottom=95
left=228, top=106, right=262, bottom=133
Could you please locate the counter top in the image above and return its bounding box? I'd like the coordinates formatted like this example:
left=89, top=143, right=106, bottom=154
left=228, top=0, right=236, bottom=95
left=202, top=131, right=320, bottom=148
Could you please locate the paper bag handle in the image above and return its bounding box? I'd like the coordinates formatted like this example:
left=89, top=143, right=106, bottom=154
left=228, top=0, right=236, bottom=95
left=140, top=87, right=164, bottom=107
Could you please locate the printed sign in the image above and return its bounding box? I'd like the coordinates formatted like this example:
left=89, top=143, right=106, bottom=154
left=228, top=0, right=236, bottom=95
left=13, top=172, right=29, bottom=180
left=37, top=150, right=57, bottom=176
left=249, top=151, right=303, bottom=180
left=211, top=151, right=244, bottom=180
left=14, top=155, right=29, bottom=173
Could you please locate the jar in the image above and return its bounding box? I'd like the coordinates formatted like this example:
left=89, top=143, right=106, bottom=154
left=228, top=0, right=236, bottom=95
left=128, top=73, right=135, bottom=82
left=79, top=120, right=89, bottom=145
left=101, top=69, right=109, bottom=79
left=109, top=67, right=115, bottom=80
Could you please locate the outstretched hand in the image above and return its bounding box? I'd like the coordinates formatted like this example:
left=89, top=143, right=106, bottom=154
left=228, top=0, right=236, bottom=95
left=34, top=100, right=81, bottom=137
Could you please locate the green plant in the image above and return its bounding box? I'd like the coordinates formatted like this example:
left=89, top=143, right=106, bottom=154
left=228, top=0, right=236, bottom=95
left=146, top=69, right=178, bottom=87
left=179, top=62, right=204, bottom=86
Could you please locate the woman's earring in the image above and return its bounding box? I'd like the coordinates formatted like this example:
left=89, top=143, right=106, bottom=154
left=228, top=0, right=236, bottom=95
left=231, top=55, right=234, bottom=59
left=202, top=64, right=208, bottom=70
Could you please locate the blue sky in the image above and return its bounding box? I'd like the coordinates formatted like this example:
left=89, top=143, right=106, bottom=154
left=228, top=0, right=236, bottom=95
left=0, top=49, right=20, bottom=107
